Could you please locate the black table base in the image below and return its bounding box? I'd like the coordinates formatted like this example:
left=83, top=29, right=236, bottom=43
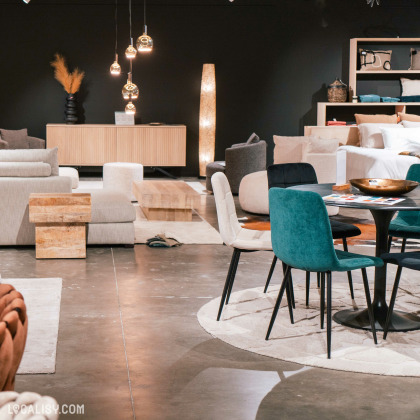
left=334, top=308, right=420, bottom=332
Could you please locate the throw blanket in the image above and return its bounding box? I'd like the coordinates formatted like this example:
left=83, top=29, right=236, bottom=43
left=400, top=151, right=420, bottom=159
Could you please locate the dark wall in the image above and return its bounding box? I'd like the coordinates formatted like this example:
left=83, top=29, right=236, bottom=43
left=1, top=0, right=420, bottom=175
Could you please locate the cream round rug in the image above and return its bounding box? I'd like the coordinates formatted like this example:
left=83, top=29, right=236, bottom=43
left=197, top=280, right=420, bottom=376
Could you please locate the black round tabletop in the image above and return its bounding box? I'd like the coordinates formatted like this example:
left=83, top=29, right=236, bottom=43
left=288, top=183, right=420, bottom=211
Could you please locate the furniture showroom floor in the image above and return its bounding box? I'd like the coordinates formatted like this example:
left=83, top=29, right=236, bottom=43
left=3, top=178, right=420, bottom=420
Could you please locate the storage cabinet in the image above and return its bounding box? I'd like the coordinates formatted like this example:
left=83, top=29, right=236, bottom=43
left=317, top=38, right=420, bottom=126
left=46, top=124, right=186, bottom=166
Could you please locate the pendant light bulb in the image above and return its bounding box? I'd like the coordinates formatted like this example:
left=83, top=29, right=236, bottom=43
left=137, top=25, right=153, bottom=52
left=125, top=101, right=136, bottom=114
left=110, top=54, right=121, bottom=75
left=125, top=39, right=137, bottom=59
left=122, top=72, right=139, bottom=100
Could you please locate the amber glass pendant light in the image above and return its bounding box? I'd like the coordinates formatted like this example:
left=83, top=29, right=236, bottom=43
left=136, top=0, right=153, bottom=53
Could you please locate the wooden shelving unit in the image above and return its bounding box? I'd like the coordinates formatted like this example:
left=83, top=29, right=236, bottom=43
left=317, top=38, right=420, bottom=126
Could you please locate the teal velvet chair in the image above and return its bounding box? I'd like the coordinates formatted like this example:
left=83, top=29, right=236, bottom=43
left=388, top=164, right=420, bottom=252
left=266, top=188, right=383, bottom=358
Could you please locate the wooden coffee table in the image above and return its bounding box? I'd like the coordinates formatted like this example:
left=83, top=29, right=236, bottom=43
left=133, top=180, right=201, bottom=221
left=29, top=193, right=91, bottom=259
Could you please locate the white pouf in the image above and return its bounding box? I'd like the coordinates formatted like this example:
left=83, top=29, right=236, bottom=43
left=58, top=166, right=79, bottom=189
left=239, top=171, right=269, bottom=215
left=239, top=170, right=339, bottom=216
left=103, top=162, right=144, bottom=201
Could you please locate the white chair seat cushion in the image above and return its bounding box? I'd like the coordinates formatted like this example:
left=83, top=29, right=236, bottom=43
left=231, top=227, right=272, bottom=250
left=59, top=166, right=79, bottom=189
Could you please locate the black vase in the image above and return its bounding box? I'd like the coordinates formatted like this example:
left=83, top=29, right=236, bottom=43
left=65, top=93, right=78, bottom=124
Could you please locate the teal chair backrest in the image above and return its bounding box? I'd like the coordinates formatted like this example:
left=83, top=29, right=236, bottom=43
left=397, top=164, right=420, bottom=225
left=269, top=188, right=339, bottom=272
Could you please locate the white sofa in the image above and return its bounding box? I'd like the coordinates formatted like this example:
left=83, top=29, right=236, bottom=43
left=0, top=149, right=136, bottom=245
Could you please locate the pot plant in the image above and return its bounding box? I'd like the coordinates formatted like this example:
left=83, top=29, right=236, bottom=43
left=50, top=53, right=85, bottom=124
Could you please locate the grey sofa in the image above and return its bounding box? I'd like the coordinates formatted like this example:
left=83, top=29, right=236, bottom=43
left=0, top=128, right=45, bottom=150
left=206, top=133, right=267, bottom=194
left=0, top=148, right=136, bottom=246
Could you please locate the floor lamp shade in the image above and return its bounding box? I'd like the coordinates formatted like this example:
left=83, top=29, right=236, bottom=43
left=199, top=64, right=216, bottom=177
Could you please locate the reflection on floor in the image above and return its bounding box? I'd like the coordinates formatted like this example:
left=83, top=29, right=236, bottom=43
left=2, top=178, right=420, bottom=420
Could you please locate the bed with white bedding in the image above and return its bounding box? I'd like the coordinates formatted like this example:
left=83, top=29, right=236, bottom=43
left=339, top=145, right=419, bottom=180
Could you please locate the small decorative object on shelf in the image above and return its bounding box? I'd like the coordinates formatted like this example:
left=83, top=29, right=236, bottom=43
left=352, top=96, right=358, bottom=103
left=50, top=53, right=85, bottom=124
left=328, top=78, right=347, bottom=103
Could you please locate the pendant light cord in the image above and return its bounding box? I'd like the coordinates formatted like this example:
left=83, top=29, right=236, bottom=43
left=144, top=0, right=146, bottom=27
left=129, top=0, right=132, bottom=41
left=114, top=0, right=118, bottom=54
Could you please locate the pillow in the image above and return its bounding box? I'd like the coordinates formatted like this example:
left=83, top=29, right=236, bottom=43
left=0, top=140, right=8, bottom=149
left=306, top=137, right=339, bottom=154
left=402, top=120, right=420, bottom=128
left=398, top=112, right=420, bottom=122
left=0, top=147, right=59, bottom=176
left=398, top=95, right=420, bottom=102
left=0, top=129, right=29, bottom=149
left=246, top=132, right=260, bottom=144
left=273, top=136, right=314, bottom=164
left=401, top=78, right=420, bottom=96
left=410, top=49, right=420, bottom=70
left=381, top=127, right=420, bottom=151
left=359, top=49, right=392, bottom=71
left=355, top=114, right=398, bottom=125
left=358, top=123, right=403, bottom=148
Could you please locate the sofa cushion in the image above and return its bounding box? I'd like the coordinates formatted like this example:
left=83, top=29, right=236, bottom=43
left=0, top=162, right=51, bottom=177
left=306, top=137, right=339, bottom=154
left=273, top=135, right=315, bottom=164
left=76, top=189, right=136, bottom=223
left=399, top=112, right=420, bottom=122
left=355, top=114, right=398, bottom=125
left=402, top=120, right=420, bottom=128
left=58, top=167, right=79, bottom=189
left=0, top=129, right=29, bottom=149
left=381, top=127, right=420, bottom=151
left=0, top=140, right=8, bottom=149
left=358, top=123, right=402, bottom=148
left=246, top=132, right=260, bottom=144
left=0, top=148, right=59, bottom=176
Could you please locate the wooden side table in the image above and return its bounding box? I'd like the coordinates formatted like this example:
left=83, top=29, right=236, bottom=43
left=29, top=193, right=91, bottom=259
left=133, top=180, right=201, bottom=221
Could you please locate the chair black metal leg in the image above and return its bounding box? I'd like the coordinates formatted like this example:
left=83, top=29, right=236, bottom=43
left=305, top=271, right=310, bottom=306
left=217, top=249, right=241, bottom=321
left=266, top=265, right=292, bottom=340
left=317, top=272, right=320, bottom=288
left=342, top=238, right=355, bottom=300
left=320, top=272, right=325, bottom=329
left=388, top=236, right=393, bottom=252
left=327, top=271, right=332, bottom=359
left=283, top=262, right=295, bottom=309
left=361, top=268, right=377, bottom=344
left=401, top=238, right=407, bottom=253
left=264, top=256, right=277, bottom=293
left=383, top=266, right=403, bottom=340
left=284, top=270, right=294, bottom=325
left=226, top=249, right=241, bottom=304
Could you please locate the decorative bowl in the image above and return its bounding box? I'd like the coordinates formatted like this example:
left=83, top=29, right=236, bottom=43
left=349, top=178, right=419, bottom=196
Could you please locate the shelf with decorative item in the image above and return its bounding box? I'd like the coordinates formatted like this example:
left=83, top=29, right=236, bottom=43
left=349, top=38, right=420, bottom=96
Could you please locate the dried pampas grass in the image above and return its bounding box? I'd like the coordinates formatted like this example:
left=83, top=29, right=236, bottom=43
left=50, top=53, right=85, bottom=94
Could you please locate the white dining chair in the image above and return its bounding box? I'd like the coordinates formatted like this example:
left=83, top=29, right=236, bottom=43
left=211, top=172, right=293, bottom=321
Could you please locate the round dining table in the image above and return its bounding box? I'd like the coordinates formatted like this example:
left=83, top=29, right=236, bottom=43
left=289, top=183, right=420, bottom=332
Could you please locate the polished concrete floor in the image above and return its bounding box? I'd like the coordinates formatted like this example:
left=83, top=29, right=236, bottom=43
left=2, top=182, right=420, bottom=419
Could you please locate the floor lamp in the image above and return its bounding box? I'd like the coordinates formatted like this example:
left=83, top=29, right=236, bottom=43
left=199, top=64, right=216, bottom=177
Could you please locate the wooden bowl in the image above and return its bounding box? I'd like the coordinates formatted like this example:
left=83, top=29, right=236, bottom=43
left=349, top=178, right=419, bottom=196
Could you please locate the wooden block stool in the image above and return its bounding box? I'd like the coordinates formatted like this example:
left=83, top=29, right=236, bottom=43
left=29, top=193, right=91, bottom=259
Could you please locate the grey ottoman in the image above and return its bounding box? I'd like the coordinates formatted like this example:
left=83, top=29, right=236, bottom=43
left=206, top=161, right=225, bottom=192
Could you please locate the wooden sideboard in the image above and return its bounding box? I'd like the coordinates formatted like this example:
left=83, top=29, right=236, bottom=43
left=46, top=124, right=187, bottom=166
